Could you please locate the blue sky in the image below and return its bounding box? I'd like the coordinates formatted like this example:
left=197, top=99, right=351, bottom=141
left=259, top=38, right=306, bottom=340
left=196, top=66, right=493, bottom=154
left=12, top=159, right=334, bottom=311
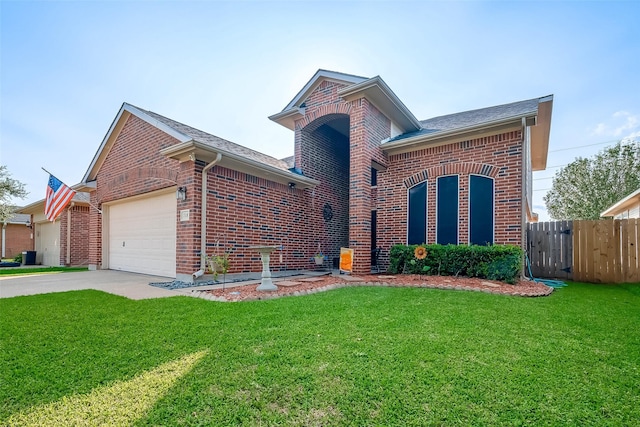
left=2, top=0, right=639, bottom=221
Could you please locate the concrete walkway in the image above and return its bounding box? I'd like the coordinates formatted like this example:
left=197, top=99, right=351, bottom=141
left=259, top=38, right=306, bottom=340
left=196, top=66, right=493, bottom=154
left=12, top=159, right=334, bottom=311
left=0, top=270, right=186, bottom=300
left=0, top=269, right=335, bottom=300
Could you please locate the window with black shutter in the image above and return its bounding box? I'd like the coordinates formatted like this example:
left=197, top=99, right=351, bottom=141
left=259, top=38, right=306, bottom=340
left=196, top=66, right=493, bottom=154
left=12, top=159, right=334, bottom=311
left=407, top=182, right=427, bottom=245
left=469, top=175, right=494, bottom=245
left=437, top=175, right=458, bottom=244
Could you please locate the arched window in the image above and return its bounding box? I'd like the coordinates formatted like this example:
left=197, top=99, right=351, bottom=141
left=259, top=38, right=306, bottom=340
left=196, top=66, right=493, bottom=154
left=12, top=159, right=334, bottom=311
left=407, top=181, right=427, bottom=244
left=437, top=175, right=459, bottom=244
left=469, top=175, right=494, bottom=245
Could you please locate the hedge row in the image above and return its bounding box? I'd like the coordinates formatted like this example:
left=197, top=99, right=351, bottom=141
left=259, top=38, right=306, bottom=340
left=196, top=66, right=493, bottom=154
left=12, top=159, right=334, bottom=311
left=387, top=244, right=524, bottom=284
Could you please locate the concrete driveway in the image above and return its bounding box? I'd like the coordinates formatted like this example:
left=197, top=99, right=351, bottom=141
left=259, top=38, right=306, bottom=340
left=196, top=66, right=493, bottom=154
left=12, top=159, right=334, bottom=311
left=0, top=270, right=188, bottom=300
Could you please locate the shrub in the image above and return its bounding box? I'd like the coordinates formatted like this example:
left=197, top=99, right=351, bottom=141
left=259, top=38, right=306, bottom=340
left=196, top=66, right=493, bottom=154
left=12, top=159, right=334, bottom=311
left=387, top=243, right=523, bottom=284
left=13, top=253, right=22, bottom=264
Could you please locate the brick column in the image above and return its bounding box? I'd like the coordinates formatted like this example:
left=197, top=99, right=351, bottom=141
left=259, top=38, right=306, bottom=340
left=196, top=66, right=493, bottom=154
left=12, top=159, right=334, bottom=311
left=348, top=98, right=389, bottom=274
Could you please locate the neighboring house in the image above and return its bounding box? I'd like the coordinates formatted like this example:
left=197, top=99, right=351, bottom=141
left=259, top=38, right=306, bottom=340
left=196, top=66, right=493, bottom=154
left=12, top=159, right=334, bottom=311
left=18, top=193, right=91, bottom=266
left=29, top=69, right=554, bottom=280
left=1, top=213, right=33, bottom=259
left=601, top=188, right=640, bottom=219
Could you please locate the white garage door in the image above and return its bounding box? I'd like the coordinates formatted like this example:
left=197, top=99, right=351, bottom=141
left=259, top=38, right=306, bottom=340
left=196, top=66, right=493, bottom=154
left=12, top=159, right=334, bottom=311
left=36, top=221, right=61, bottom=266
left=107, top=191, right=176, bottom=277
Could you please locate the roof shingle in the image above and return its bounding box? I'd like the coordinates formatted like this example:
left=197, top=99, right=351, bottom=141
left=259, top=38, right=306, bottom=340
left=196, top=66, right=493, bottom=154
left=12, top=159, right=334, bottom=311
left=386, top=97, right=541, bottom=143
left=142, top=109, right=292, bottom=171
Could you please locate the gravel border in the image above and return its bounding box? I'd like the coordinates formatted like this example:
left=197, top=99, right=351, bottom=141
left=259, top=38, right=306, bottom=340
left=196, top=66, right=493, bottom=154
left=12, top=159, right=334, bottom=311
left=190, top=280, right=554, bottom=302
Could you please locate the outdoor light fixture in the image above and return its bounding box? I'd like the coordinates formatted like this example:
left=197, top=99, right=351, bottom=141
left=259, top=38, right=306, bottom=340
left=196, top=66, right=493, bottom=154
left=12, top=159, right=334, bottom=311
left=176, top=186, right=187, bottom=201
left=288, top=182, right=296, bottom=189
left=25, top=220, right=32, bottom=229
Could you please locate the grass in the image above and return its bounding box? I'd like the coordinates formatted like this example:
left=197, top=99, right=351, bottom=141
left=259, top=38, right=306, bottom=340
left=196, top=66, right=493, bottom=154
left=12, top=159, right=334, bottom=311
left=0, top=266, right=88, bottom=276
left=1, top=282, right=639, bottom=426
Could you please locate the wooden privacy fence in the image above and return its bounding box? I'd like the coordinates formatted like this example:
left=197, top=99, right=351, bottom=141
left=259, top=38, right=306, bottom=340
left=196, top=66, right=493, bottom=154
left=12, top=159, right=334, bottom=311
left=527, top=219, right=639, bottom=283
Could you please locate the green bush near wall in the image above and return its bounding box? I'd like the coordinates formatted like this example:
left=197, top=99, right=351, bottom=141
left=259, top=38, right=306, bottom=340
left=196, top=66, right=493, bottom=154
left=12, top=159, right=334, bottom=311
left=387, top=244, right=523, bottom=284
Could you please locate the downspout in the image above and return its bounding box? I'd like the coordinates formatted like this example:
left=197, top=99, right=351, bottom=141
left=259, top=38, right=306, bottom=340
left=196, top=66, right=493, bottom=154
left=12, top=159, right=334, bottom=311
left=193, top=153, right=222, bottom=278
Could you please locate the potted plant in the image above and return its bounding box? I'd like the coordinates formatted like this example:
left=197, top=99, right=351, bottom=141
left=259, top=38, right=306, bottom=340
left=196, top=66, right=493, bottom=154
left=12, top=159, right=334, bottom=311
left=313, top=243, right=325, bottom=265
left=207, top=240, right=231, bottom=281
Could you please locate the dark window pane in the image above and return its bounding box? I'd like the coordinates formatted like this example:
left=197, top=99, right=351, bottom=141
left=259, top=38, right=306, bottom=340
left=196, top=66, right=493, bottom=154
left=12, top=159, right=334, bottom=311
left=371, top=167, right=378, bottom=186
left=408, top=182, right=427, bottom=244
left=437, top=176, right=458, bottom=244
left=469, top=175, right=494, bottom=245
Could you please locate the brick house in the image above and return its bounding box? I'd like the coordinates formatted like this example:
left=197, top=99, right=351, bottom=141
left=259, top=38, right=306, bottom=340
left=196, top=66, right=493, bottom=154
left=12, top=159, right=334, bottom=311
left=1, top=213, right=33, bottom=259
left=29, top=69, right=553, bottom=280
left=18, top=194, right=91, bottom=266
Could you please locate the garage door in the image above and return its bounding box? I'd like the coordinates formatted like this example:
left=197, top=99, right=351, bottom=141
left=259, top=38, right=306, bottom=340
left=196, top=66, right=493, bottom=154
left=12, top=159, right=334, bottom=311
left=107, top=191, right=176, bottom=277
left=36, top=221, right=61, bottom=266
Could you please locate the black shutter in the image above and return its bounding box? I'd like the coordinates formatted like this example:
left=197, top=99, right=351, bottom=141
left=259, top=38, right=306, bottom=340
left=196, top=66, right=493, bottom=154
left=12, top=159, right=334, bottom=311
left=408, top=182, right=427, bottom=245
left=469, top=175, right=494, bottom=245
left=437, top=176, right=458, bottom=244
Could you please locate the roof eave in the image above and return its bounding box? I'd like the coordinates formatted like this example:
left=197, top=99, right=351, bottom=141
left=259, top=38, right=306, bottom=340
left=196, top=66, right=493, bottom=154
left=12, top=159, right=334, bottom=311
left=161, top=141, right=320, bottom=189
left=381, top=115, right=531, bottom=154
left=601, top=188, right=640, bottom=217
left=337, top=76, right=421, bottom=133
left=530, top=96, right=553, bottom=171
left=267, top=107, right=305, bottom=131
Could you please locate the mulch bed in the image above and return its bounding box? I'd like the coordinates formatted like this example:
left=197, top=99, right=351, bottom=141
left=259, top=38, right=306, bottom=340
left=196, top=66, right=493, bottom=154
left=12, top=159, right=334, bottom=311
left=194, top=274, right=554, bottom=302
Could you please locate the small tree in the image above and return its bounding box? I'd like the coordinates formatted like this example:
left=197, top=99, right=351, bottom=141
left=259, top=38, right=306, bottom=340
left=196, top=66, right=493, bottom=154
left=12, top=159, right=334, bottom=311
left=544, top=139, right=640, bottom=220
left=0, top=165, right=28, bottom=223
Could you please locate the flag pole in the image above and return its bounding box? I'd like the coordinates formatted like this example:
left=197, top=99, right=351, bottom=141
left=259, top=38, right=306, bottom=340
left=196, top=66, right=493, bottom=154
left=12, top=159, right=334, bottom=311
left=42, top=167, right=102, bottom=214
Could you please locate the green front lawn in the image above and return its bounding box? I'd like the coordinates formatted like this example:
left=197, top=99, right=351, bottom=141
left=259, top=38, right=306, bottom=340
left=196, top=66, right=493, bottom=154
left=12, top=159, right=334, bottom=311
left=1, top=282, right=639, bottom=425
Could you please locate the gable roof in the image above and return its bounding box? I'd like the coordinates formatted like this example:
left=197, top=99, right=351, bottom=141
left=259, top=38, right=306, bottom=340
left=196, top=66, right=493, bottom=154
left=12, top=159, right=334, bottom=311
left=282, top=69, right=368, bottom=112
left=83, top=103, right=319, bottom=189
left=383, top=95, right=553, bottom=170
left=269, top=69, right=422, bottom=134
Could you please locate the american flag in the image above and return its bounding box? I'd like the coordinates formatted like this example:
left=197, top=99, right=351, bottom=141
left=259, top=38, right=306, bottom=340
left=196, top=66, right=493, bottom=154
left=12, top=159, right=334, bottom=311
left=45, top=174, right=76, bottom=221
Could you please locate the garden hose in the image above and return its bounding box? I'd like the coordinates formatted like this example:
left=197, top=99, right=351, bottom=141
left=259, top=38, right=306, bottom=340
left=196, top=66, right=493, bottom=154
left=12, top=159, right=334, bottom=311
left=525, top=253, right=567, bottom=288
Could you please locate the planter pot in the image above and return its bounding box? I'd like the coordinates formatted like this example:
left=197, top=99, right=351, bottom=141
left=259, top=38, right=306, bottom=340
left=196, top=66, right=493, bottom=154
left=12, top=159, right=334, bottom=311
left=314, top=256, right=324, bottom=265
left=208, top=259, right=228, bottom=275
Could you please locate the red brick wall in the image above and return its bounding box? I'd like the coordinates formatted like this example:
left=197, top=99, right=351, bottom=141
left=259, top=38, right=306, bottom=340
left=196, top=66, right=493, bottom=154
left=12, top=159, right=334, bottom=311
left=199, top=165, right=314, bottom=273
left=89, top=114, right=182, bottom=270
left=88, top=191, right=102, bottom=269
left=176, top=160, right=201, bottom=276
left=298, top=118, right=350, bottom=263
left=59, top=205, right=90, bottom=266
left=3, top=224, right=33, bottom=258
left=377, top=131, right=524, bottom=266
left=349, top=99, right=389, bottom=273
left=293, top=80, right=391, bottom=274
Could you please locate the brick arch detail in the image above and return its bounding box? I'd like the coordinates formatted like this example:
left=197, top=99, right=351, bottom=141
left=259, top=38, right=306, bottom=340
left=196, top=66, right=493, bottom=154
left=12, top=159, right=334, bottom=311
left=403, top=162, right=498, bottom=188
left=96, top=167, right=179, bottom=202
left=295, top=104, right=352, bottom=131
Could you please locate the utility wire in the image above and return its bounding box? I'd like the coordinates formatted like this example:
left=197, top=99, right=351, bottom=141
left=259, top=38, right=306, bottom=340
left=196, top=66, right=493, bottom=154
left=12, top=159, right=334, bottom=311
left=548, top=138, right=621, bottom=153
